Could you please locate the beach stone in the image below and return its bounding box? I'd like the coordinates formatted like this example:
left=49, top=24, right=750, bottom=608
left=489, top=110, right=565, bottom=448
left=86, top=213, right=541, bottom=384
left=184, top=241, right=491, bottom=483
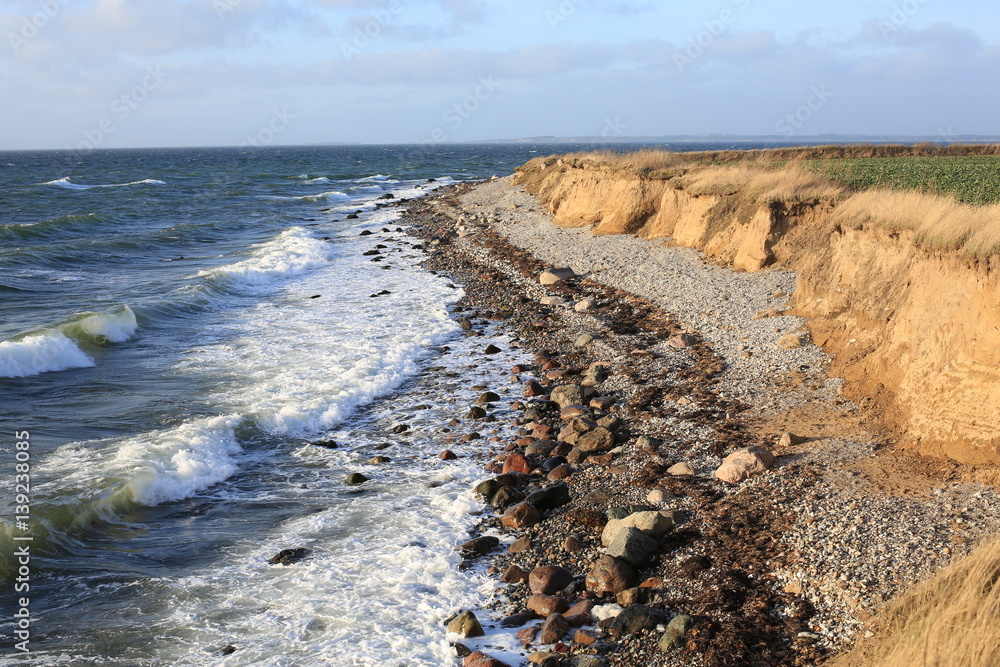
left=550, top=384, right=584, bottom=409
left=516, top=626, right=539, bottom=646
left=529, top=423, right=554, bottom=438
left=540, top=296, right=566, bottom=306
left=560, top=404, right=590, bottom=419
left=523, top=380, right=546, bottom=397
left=440, top=450, right=457, bottom=460
left=566, top=600, right=594, bottom=620
left=552, top=441, right=573, bottom=457
left=539, top=268, right=575, bottom=285
left=575, top=298, right=597, bottom=312
left=529, top=566, right=575, bottom=595
left=564, top=535, right=585, bottom=553
left=525, top=440, right=555, bottom=458
left=779, top=431, right=805, bottom=447
left=658, top=614, right=695, bottom=651
left=503, top=454, right=533, bottom=475
left=448, top=611, right=485, bottom=638
left=368, top=456, right=390, bottom=464
left=525, top=484, right=571, bottom=510
left=474, top=479, right=501, bottom=499
left=667, top=333, right=698, bottom=349
left=573, top=629, right=602, bottom=646
left=491, top=486, right=525, bottom=510
left=566, top=448, right=588, bottom=464
left=610, top=605, right=668, bottom=636
left=606, top=527, right=659, bottom=566
left=646, top=489, right=674, bottom=504
left=466, top=405, right=486, bottom=419
left=574, top=334, right=595, bottom=348
left=502, top=502, right=542, bottom=529
left=484, top=344, right=501, bottom=355
left=585, top=556, right=636, bottom=594
left=501, top=611, right=535, bottom=627
left=459, top=536, right=499, bottom=558
left=502, top=564, right=528, bottom=584
left=345, top=473, right=369, bottom=486
left=527, top=595, right=570, bottom=617
left=602, top=512, right=674, bottom=545
left=590, top=397, right=614, bottom=411
left=539, top=613, right=570, bottom=644
left=457, top=317, right=473, bottom=330
left=577, top=427, right=615, bottom=453
left=667, top=462, right=695, bottom=476
left=596, top=415, right=621, bottom=432
left=477, top=391, right=501, bottom=404
left=509, top=536, right=532, bottom=553
left=547, top=464, right=574, bottom=481
left=464, top=651, right=510, bottom=667
left=268, top=548, right=308, bottom=565
left=715, top=447, right=775, bottom=484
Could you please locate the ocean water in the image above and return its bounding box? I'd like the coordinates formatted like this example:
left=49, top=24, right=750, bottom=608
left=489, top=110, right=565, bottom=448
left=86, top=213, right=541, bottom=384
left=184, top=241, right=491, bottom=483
left=0, top=142, right=783, bottom=665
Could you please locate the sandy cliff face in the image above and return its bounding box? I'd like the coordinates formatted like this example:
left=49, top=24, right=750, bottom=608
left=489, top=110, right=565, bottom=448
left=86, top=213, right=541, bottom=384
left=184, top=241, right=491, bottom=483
left=514, top=160, right=1000, bottom=464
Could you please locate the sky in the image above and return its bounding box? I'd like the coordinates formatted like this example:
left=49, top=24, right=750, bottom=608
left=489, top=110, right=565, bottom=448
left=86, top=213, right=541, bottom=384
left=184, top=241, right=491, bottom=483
left=0, top=0, right=998, bottom=149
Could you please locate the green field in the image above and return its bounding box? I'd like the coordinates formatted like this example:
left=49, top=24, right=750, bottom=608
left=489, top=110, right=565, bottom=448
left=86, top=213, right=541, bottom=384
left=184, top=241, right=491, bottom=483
left=807, top=156, right=1000, bottom=205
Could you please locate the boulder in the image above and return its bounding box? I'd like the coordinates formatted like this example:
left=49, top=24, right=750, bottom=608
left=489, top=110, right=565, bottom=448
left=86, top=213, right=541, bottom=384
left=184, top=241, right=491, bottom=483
left=464, top=651, right=510, bottom=667
left=503, top=454, right=533, bottom=475
left=575, top=298, right=597, bottom=312
left=529, top=565, right=575, bottom=595
left=606, top=527, right=659, bottom=566
left=345, top=473, right=369, bottom=485
left=491, top=486, right=525, bottom=510
left=538, top=613, right=570, bottom=644
left=658, top=614, right=695, bottom=651
left=501, top=564, right=528, bottom=583
left=525, top=484, right=571, bottom=510
left=448, top=611, right=485, bottom=638
left=458, top=536, right=499, bottom=558
left=477, top=391, right=501, bottom=404
left=610, top=605, right=668, bottom=636
left=508, top=536, right=532, bottom=553
left=539, top=268, right=575, bottom=285
left=715, top=447, right=775, bottom=484
left=268, top=548, right=308, bottom=565
left=601, top=511, right=675, bottom=547
left=502, top=502, right=542, bottom=529
left=550, top=384, right=584, bottom=409
left=585, top=556, right=636, bottom=595
left=526, top=595, right=569, bottom=617
left=667, top=462, right=695, bottom=476
left=576, top=426, right=615, bottom=453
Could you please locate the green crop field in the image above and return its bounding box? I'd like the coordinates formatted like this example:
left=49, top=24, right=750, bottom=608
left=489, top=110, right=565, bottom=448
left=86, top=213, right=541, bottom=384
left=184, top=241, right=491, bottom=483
left=807, top=156, right=1000, bottom=206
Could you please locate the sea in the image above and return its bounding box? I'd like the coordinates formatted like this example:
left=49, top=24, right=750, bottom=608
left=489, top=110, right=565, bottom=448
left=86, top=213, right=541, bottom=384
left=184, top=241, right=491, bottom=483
left=0, top=142, right=794, bottom=665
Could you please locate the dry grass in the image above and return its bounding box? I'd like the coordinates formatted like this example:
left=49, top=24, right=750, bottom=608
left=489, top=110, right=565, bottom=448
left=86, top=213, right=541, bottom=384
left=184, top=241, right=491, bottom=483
left=682, top=163, right=844, bottom=203
left=833, top=190, right=1000, bottom=257
left=835, top=538, right=1000, bottom=667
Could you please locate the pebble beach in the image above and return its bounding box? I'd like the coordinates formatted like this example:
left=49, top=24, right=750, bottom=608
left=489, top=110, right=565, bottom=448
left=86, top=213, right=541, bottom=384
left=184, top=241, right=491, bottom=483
left=398, top=177, right=1000, bottom=667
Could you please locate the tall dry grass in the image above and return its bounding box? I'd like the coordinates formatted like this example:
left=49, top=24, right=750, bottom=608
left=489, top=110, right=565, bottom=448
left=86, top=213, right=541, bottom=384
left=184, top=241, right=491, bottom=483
left=835, top=539, right=1000, bottom=667
left=833, top=190, right=1000, bottom=258
left=682, top=163, right=844, bottom=202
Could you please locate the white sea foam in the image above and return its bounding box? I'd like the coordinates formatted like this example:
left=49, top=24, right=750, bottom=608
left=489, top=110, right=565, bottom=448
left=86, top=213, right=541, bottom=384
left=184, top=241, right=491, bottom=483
left=41, top=177, right=166, bottom=190
left=113, top=415, right=243, bottom=506
left=0, top=305, right=138, bottom=378
left=196, top=227, right=331, bottom=288
left=303, top=177, right=331, bottom=184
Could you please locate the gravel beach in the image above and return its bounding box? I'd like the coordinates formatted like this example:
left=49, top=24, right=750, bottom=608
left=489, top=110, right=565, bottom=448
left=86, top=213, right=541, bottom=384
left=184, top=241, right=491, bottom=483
left=397, top=177, right=1000, bottom=666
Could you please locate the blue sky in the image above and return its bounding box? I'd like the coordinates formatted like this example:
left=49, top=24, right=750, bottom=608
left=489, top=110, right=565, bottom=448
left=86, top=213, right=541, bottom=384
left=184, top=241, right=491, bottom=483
left=1, top=0, right=997, bottom=149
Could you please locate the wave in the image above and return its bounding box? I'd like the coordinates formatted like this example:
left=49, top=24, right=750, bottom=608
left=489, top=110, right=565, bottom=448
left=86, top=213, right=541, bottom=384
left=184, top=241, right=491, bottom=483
left=0, top=305, right=138, bottom=378
left=304, top=176, right=331, bottom=184
left=41, top=177, right=166, bottom=190
left=196, top=227, right=331, bottom=289
left=0, top=415, right=243, bottom=568
left=272, top=190, right=350, bottom=203
left=0, top=213, right=106, bottom=241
